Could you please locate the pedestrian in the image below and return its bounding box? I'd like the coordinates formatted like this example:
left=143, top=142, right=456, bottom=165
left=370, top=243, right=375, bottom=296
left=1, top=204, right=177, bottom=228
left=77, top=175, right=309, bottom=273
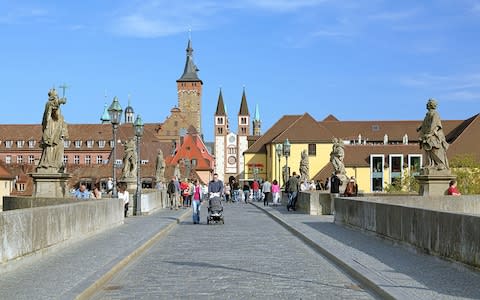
left=107, top=177, right=113, bottom=195
left=252, top=180, right=260, bottom=202
left=300, top=180, right=308, bottom=191
left=330, top=171, right=342, bottom=194
left=242, top=182, right=250, bottom=203
left=224, top=182, right=231, bottom=203
left=262, top=179, right=272, bottom=206
left=231, top=179, right=240, bottom=203
left=447, top=180, right=461, bottom=196
left=187, top=179, right=194, bottom=207
left=324, top=177, right=330, bottom=191
left=309, top=180, right=316, bottom=191
left=192, top=179, right=203, bottom=224
left=271, top=179, right=280, bottom=206
left=180, top=179, right=190, bottom=208
left=286, top=172, right=300, bottom=211
left=91, top=183, right=102, bottom=199
left=344, top=176, right=358, bottom=197
left=167, top=176, right=179, bottom=210
left=118, top=182, right=129, bottom=217
left=208, top=173, right=224, bottom=196
left=74, top=182, right=90, bottom=199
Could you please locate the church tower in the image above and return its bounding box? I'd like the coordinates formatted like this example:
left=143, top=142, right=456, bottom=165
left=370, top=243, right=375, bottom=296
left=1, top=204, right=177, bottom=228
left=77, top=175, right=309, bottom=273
left=214, top=89, right=228, bottom=180
left=237, top=88, right=250, bottom=179
left=176, top=38, right=203, bottom=135
left=253, top=104, right=261, bottom=136
left=124, top=97, right=134, bottom=124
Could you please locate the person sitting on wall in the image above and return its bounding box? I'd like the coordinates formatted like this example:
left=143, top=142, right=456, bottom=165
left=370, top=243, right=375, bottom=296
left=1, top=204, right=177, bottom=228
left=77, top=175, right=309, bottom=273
left=74, top=182, right=90, bottom=199
left=447, top=180, right=461, bottom=196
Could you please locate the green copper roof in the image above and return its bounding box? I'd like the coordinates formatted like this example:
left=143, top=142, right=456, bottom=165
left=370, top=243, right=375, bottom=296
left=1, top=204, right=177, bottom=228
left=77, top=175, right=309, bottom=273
left=100, top=103, right=111, bottom=123
left=254, top=104, right=261, bottom=121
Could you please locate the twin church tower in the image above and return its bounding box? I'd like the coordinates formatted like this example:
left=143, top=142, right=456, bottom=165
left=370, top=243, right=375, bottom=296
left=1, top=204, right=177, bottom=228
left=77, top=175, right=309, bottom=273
left=176, top=38, right=261, bottom=181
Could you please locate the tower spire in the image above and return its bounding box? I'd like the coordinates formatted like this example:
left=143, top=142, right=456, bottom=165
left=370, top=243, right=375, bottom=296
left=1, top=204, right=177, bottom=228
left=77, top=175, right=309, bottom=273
left=215, top=88, right=226, bottom=116
left=177, top=37, right=202, bottom=83
left=239, top=87, right=249, bottom=116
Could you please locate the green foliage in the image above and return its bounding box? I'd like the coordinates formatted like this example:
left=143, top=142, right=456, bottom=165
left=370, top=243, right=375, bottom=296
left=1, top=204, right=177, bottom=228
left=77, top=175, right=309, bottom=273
left=450, top=154, right=480, bottom=195
left=384, top=173, right=419, bottom=194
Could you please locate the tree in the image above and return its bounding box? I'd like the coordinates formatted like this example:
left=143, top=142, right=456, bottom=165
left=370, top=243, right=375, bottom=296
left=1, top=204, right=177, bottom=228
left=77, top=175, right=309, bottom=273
left=450, top=154, right=480, bottom=195
left=384, top=172, right=419, bottom=194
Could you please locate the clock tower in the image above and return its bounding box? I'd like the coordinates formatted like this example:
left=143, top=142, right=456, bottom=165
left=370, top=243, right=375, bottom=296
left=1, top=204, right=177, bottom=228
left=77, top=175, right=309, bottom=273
left=177, top=38, right=203, bottom=135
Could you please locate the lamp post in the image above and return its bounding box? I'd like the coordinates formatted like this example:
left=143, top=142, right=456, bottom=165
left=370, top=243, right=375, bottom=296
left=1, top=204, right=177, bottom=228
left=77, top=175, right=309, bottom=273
left=134, top=115, right=144, bottom=216
left=108, top=97, right=122, bottom=198
left=283, top=139, right=291, bottom=182
left=275, top=144, right=283, bottom=186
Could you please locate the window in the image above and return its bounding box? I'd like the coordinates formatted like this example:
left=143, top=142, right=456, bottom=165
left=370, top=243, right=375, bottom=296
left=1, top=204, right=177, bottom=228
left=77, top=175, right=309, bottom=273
left=28, top=140, right=36, bottom=148
left=241, top=127, right=247, bottom=134
left=110, top=140, right=115, bottom=148
left=63, top=155, right=69, bottom=164
left=17, top=183, right=25, bottom=192
left=17, top=155, right=23, bottom=164
left=141, top=160, right=149, bottom=165
left=64, top=140, right=71, bottom=148
left=17, top=140, right=25, bottom=148
left=74, top=155, right=80, bottom=164
left=96, top=155, right=103, bottom=164
left=217, top=127, right=223, bottom=135
left=86, top=140, right=94, bottom=148
left=85, top=155, right=91, bottom=164
left=408, top=154, right=422, bottom=176
left=308, top=144, right=316, bottom=156
left=28, top=155, right=35, bottom=164
left=217, top=117, right=224, bottom=125
left=115, top=159, right=122, bottom=167
left=370, top=155, right=384, bottom=192
left=240, top=117, right=248, bottom=125
left=228, top=147, right=237, bottom=155
left=75, top=140, right=82, bottom=148
left=98, top=140, right=106, bottom=148
left=5, top=155, right=11, bottom=164
left=5, top=140, right=13, bottom=148
left=389, top=154, right=403, bottom=186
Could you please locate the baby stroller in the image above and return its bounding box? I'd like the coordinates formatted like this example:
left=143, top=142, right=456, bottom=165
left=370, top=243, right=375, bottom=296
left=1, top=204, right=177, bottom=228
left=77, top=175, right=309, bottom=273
left=207, top=194, right=224, bottom=224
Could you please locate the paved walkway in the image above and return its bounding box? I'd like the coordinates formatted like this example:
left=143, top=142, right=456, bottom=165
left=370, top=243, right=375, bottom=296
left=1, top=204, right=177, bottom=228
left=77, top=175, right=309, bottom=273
left=0, top=208, right=189, bottom=300
left=254, top=202, right=480, bottom=299
left=91, top=203, right=374, bottom=299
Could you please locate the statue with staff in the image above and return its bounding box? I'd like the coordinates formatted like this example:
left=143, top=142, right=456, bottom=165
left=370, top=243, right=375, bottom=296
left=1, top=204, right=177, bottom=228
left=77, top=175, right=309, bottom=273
left=37, top=87, right=69, bottom=173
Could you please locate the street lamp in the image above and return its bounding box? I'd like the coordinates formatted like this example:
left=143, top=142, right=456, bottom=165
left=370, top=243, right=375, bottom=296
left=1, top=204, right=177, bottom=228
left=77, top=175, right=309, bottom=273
left=108, top=96, right=122, bottom=198
left=283, top=139, right=291, bottom=182
left=275, top=144, right=283, bottom=185
left=134, top=115, right=144, bottom=216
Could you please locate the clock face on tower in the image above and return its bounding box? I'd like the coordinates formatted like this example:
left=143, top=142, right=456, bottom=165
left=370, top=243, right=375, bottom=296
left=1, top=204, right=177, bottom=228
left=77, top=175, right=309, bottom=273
left=228, top=156, right=237, bottom=165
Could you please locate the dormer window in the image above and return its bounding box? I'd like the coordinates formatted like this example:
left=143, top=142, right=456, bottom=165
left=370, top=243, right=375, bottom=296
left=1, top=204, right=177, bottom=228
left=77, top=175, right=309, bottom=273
left=86, top=140, right=94, bottom=148
left=5, top=140, right=13, bottom=148
left=98, top=140, right=106, bottom=148
left=17, top=140, right=25, bottom=148
left=64, top=140, right=71, bottom=148
left=28, top=140, right=36, bottom=148
left=75, top=140, right=82, bottom=148
left=110, top=140, right=115, bottom=148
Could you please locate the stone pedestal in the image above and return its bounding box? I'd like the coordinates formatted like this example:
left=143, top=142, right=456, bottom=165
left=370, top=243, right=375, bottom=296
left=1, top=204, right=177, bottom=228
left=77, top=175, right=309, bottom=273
left=415, top=169, right=455, bottom=196
left=30, top=172, right=72, bottom=198
left=338, top=174, right=349, bottom=195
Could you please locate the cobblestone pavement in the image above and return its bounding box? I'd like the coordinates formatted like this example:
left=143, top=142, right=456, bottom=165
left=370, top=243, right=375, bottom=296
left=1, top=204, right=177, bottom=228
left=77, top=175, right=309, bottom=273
left=92, top=203, right=375, bottom=299
left=0, top=208, right=188, bottom=300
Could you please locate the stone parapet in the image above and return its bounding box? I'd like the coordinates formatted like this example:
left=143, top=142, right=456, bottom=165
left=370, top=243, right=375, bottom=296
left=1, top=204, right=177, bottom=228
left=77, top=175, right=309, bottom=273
left=295, top=191, right=333, bottom=215
left=334, top=196, right=480, bottom=268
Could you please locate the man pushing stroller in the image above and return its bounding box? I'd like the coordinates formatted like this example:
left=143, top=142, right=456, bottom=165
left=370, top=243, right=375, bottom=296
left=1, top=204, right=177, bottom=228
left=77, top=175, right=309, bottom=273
left=207, top=173, right=225, bottom=224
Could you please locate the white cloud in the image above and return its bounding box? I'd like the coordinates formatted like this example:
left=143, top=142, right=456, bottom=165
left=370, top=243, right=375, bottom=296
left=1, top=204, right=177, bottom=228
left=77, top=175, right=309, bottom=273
left=0, top=6, right=48, bottom=24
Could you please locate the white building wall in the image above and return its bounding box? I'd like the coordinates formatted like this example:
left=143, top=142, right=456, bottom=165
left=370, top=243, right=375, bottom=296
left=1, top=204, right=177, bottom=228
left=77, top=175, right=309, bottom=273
left=215, top=136, right=225, bottom=181
left=238, top=135, right=248, bottom=179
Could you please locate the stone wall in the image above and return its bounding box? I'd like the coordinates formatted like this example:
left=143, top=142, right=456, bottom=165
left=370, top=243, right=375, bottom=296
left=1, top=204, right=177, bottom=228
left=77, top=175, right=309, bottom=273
left=3, top=196, right=77, bottom=211
left=140, top=189, right=168, bottom=214
left=289, top=191, right=333, bottom=215
left=0, top=198, right=123, bottom=267
left=334, top=196, right=480, bottom=268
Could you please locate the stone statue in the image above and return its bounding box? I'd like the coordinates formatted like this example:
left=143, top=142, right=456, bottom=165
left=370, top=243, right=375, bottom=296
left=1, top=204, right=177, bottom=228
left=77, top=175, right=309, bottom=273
left=37, top=88, right=69, bottom=173
left=122, top=138, right=137, bottom=178
left=299, top=149, right=309, bottom=182
left=155, top=149, right=166, bottom=183
left=417, top=99, right=449, bottom=171
left=174, top=163, right=181, bottom=180
left=282, top=165, right=290, bottom=186
left=330, top=138, right=346, bottom=174
left=184, top=158, right=192, bottom=179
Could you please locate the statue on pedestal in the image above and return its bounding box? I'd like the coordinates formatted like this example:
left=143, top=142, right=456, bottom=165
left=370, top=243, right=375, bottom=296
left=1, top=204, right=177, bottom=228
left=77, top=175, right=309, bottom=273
left=122, top=139, right=137, bottom=179
left=155, top=149, right=166, bottom=183
left=417, top=99, right=449, bottom=171
left=37, top=88, right=69, bottom=173
left=330, top=138, right=346, bottom=175
left=299, top=150, right=309, bottom=182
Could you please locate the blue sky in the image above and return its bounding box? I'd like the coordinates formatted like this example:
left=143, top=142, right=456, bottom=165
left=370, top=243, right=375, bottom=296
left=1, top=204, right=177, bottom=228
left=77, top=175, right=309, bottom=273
left=1, top=0, right=479, bottom=141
